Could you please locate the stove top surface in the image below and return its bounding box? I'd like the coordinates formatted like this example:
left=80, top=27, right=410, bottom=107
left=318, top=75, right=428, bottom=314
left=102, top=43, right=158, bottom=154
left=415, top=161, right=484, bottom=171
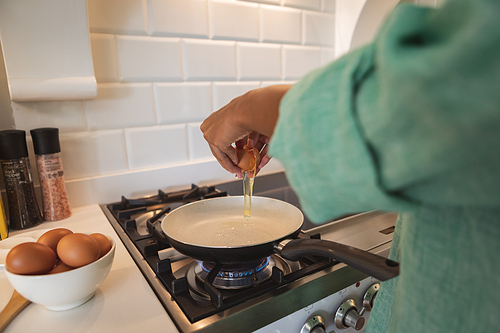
left=100, top=172, right=397, bottom=332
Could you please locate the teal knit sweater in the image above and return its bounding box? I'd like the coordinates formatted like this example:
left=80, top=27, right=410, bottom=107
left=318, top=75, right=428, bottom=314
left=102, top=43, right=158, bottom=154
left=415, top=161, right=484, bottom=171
left=269, top=0, right=500, bottom=331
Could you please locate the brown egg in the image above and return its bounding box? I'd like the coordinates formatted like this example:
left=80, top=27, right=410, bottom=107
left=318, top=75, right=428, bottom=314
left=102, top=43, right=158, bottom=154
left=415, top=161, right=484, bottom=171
left=37, top=228, right=73, bottom=257
left=89, top=233, right=111, bottom=258
left=48, top=260, right=73, bottom=274
left=6, top=242, right=57, bottom=275
left=57, top=233, right=101, bottom=268
left=236, top=147, right=261, bottom=172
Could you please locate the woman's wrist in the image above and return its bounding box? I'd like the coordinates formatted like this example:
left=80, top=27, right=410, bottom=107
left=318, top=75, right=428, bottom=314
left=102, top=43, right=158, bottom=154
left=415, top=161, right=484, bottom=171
left=236, top=85, right=292, bottom=138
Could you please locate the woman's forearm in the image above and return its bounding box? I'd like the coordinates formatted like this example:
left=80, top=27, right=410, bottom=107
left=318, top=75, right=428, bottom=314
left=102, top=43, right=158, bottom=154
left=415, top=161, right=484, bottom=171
left=234, top=84, right=292, bottom=138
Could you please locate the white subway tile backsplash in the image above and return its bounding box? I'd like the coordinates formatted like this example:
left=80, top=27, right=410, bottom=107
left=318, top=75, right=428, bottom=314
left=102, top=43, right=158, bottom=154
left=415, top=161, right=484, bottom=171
left=303, top=11, right=335, bottom=46
left=282, top=0, right=321, bottom=11
left=60, top=130, right=128, bottom=180
left=115, top=36, right=183, bottom=82
left=282, top=45, right=322, bottom=79
left=91, top=158, right=284, bottom=204
left=237, top=42, right=281, bottom=80
left=261, top=80, right=297, bottom=87
left=91, top=160, right=234, bottom=204
left=212, top=81, right=260, bottom=110
left=149, top=0, right=209, bottom=38
left=12, top=101, right=87, bottom=133
left=182, top=39, right=237, bottom=81
left=13, top=0, right=337, bottom=207
left=188, top=122, right=213, bottom=161
left=85, top=83, right=156, bottom=130
left=238, top=0, right=279, bottom=5
left=155, top=82, right=213, bottom=124
left=65, top=179, right=96, bottom=208
left=209, top=0, right=259, bottom=42
left=90, top=34, right=119, bottom=82
left=260, top=5, right=301, bottom=45
left=321, top=47, right=336, bottom=65
left=322, top=0, right=335, bottom=13
left=125, top=124, right=189, bottom=169
left=87, top=0, right=148, bottom=35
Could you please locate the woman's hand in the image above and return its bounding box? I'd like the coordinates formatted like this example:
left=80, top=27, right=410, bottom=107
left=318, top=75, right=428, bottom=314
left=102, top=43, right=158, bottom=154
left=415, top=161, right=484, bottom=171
left=200, top=85, right=291, bottom=177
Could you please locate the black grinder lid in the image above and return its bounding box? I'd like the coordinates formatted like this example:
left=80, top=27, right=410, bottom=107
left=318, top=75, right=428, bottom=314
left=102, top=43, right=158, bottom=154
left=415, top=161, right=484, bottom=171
left=0, top=130, right=29, bottom=160
left=30, top=128, right=61, bottom=155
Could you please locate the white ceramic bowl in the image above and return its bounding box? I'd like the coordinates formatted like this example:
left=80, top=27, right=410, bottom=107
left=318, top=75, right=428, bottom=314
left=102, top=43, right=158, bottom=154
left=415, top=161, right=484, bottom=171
left=5, top=237, right=115, bottom=311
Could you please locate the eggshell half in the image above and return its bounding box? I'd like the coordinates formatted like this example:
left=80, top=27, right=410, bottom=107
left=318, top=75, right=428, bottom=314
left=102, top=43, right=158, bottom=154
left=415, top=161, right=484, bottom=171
left=236, top=147, right=261, bottom=172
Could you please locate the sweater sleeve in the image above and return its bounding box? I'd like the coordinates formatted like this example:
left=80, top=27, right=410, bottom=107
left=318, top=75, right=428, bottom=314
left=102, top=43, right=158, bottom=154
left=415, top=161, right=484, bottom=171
left=269, top=0, right=500, bottom=223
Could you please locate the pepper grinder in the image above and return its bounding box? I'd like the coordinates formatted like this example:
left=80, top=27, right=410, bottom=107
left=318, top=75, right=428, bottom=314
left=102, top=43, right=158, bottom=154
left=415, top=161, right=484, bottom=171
left=30, top=128, right=71, bottom=221
left=0, top=130, right=42, bottom=230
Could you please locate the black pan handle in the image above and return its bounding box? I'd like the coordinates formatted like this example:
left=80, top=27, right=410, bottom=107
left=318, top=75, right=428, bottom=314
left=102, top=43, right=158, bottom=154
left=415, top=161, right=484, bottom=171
left=278, top=239, right=399, bottom=281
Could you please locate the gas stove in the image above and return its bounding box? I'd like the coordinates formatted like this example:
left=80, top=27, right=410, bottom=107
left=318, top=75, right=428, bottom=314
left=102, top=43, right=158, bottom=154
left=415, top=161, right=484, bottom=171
left=100, top=172, right=396, bottom=333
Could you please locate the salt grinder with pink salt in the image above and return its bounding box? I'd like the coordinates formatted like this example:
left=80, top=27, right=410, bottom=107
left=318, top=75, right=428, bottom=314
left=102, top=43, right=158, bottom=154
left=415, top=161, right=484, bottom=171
left=30, top=128, right=71, bottom=221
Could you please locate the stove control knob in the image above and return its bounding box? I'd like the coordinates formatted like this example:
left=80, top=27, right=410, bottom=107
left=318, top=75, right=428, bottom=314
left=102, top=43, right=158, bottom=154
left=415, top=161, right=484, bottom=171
left=300, top=315, right=326, bottom=333
left=363, top=283, right=380, bottom=312
left=335, top=299, right=365, bottom=331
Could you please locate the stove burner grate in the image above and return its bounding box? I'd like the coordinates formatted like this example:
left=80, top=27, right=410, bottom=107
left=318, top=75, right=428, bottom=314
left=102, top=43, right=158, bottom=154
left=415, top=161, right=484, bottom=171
left=195, top=257, right=274, bottom=289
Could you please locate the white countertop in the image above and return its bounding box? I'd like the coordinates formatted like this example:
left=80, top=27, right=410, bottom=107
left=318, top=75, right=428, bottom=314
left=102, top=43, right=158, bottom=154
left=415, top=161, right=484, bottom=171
left=0, top=205, right=179, bottom=333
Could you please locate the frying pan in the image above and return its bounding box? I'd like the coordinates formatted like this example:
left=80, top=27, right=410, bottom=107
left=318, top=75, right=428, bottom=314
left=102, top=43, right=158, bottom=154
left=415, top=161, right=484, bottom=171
left=161, top=196, right=399, bottom=281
